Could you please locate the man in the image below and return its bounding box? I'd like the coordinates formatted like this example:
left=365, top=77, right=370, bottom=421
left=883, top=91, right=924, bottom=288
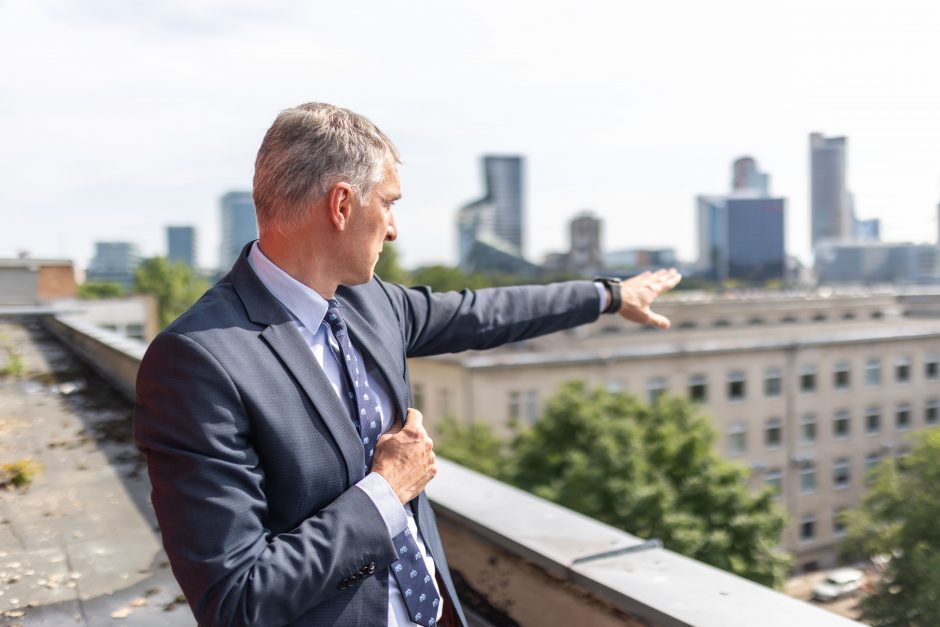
left=133, top=102, right=680, bottom=627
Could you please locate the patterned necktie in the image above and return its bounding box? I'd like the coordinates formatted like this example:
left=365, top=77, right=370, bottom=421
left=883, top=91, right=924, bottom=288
left=325, top=300, right=441, bottom=627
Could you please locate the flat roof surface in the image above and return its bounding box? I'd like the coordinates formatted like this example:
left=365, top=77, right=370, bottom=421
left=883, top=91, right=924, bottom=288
left=0, top=320, right=188, bottom=625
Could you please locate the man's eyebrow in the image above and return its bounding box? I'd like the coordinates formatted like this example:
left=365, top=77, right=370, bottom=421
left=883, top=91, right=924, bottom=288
left=386, top=193, right=402, bottom=202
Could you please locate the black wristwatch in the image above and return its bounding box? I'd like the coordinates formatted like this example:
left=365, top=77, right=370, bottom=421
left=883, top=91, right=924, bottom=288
left=594, top=277, right=622, bottom=314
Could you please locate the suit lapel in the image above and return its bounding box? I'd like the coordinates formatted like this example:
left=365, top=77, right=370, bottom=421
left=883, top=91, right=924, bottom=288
left=229, top=242, right=364, bottom=485
left=260, top=321, right=364, bottom=484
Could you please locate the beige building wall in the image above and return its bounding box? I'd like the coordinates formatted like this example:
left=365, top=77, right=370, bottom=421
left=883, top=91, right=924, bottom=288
left=408, top=293, right=940, bottom=571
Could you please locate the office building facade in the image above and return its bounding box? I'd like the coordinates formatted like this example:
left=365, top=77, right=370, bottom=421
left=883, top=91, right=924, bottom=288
left=457, top=156, right=525, bottom=272
left=697, top=158, right=786, bottom=283
left=86, top=242, right=141, bottom=291
left=810, top=133, right=852, bottom=249
left=219, top=192, right=258, bottom=271
left=166, top=226, right=197, bottom=268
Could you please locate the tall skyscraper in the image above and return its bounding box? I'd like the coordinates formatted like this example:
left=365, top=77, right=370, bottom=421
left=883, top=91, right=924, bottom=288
left=697, top=157, right=786, bottom=283
left=810, top=133, right=852, bottom=249
left=86, top=242, right=141, bottom=290
left=167, top=226, right=197, bottom=268
left=568, top=211, right=604, bottom=276
left=219, top=192, right=258, bottom=271
left=457, top=156, right=524, bottom=271
left=732, top=156, right=769, bottom=195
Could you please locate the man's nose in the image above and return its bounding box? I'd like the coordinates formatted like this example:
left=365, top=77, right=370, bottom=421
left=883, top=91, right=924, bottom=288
left=386, top=214, right=398, bottom=241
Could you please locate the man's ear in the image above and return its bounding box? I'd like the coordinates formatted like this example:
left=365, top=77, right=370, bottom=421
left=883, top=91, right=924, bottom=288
left=326, top=182, right=354, bottom=231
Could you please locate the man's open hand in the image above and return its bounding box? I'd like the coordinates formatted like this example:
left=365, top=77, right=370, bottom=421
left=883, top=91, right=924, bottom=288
left=617, top=268, right=682, bottom=329
left=372, top=408, right=437, bottom=504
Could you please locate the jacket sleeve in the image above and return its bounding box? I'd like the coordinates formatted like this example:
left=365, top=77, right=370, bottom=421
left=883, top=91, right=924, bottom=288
left=133, top=331, right=398, bottom=626
left=378, top=280, right=603, bottom=358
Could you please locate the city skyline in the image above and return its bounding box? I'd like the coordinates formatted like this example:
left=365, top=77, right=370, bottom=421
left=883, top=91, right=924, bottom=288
left=3, top=1, right=940, bottom=272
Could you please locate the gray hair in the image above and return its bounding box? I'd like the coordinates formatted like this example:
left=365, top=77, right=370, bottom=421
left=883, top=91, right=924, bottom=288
left=252, top=102, right=401, bottom=235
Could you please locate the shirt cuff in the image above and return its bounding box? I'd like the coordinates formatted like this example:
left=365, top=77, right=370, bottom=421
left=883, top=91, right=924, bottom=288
left=355, top=473, right=408, bottom=538
left=594, top=281, right=609, bottom=314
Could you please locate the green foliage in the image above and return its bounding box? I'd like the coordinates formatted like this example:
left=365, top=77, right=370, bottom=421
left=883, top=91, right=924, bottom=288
left=77, top=281, right=125, bottom=299
left=374, top=243, right=410, bottom=285
left=0, top=459, right=42, bottom=488
left=841, top=428, right=940, bottom=626
left=0, top=347, right=26, bottom=378
left=435, top=382, right=791, bottom=588
left=431, top=417, right=510, bottom=480
left=134, top=257, right=209, bottom=329
left=411, top=265, right=485, bottom=292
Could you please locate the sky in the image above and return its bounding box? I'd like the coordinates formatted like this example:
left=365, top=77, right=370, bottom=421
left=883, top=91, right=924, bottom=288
left=2, top=0, right=940, bottom=272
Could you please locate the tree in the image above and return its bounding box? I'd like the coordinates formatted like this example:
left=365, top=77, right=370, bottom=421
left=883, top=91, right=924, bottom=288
left=841, top=428, right=940, bottom=626
left=134, top=258, right=209, bottom=329
left=431, top=417, right=509, bottom=481
left=437, top=382, right=791, bottom=587
left=373, top=242, right=410, bottom=285
left=411, top=265, right=485, bottom=292
left=78, top=281, right=124, bottom=299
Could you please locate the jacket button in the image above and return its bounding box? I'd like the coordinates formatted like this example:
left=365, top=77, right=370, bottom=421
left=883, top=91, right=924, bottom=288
left=368, top=562, right=376, bottom=573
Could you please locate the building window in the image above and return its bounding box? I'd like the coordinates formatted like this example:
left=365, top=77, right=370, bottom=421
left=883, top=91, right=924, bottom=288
left=833, top=410, right=851, bottom=440
left=927, top=399, right=940, bottom=426
left=647, top=377, right=667, bottom=404
left=412, top=383, right=425, bottom=411
left=605, top=380, right=624, bottom=394
left=896, top=357, right=912, bottom=384
left=524, top=390, right=539, bottom=426
left=866, top=359, right=881, bottom=387
left=866, top=406, right=881, bottom=434
left=800, top=463, right=817, bottom=494
left=926, top=353, right=939, bottom=381
left=896, top=402, right=912, bottom=431
left=865, top=452, right=882, bottom=484
left=833, top=361, right=851, bottom=390
left=800, top=365, right=817, bottom=394
left=834, top=507, right=848, bottom=537
left=800, top=413, right=817, bottom=445
left=765, top=417, right=783, bottom=449
left=126, top=323, right=145, bottom=340
left=508, top=391, right=521, bottom=421
left=833, top=458, right=851, bottom=489
left=764, top=368, right=782, bottom=398
left=728, top=423, right=747, bottom=456
left=728, top=371, right=746, bottom=402
left=765, top=469, right=782, bottom=498
left=800, top=514, right=817, bottom=543
left=688, top=375, right=708, bottom=403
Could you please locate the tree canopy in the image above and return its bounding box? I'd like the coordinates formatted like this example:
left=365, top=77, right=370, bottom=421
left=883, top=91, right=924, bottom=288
left=134, top=258, right=209, bottom=329
left=434, top=382, right=791, bottom=587
left=77, top=281, right=124, bottom=299
left=841, top=428, right=940, bottom=626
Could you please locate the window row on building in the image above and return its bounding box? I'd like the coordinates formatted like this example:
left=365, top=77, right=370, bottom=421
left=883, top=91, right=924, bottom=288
left=727, top=400, right=939, bottom=455
left=763, top=449, right=905, bottom=504
left=646, top=354, right=940, bottom=405
left=799, top=506, right=851, bottom=545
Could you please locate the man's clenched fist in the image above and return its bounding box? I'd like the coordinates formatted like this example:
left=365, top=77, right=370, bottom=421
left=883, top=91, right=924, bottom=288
left=372, top=408, right=437, bottom=504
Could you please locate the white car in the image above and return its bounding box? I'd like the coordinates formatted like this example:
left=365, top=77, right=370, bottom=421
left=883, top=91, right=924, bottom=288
left=812, top=568, right=865, bottom=602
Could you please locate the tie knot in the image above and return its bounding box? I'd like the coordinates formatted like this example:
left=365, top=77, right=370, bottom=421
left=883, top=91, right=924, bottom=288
left=325, top=300, right=346, bottom=335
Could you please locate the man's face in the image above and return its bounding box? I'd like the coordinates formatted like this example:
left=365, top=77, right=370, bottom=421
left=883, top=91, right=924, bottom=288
left=342, top=163, right=400, bottom=285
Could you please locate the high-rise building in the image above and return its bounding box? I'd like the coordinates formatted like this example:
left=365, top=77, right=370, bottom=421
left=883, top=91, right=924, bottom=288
left=219, top=192, right=258, bottom=271
left=86, top=242, right=141, bottom=290
left=810, top=133, right=852, bottom=249
left=697, top=157, right=786, bottom=283
left=457, top=156, right=524, bottom=272
left=568, top=212, right=603, bottom=276
left=167, top=226, right=197, bottom=268
left=732, top=156, right=769, bottom=196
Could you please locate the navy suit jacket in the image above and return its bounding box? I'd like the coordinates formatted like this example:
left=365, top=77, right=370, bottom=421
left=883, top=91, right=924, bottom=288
left=133, top=243, right=602, bottom=626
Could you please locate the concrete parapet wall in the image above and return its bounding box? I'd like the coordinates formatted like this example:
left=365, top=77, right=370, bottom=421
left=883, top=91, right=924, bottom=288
left=43, top=315, right=146, bottom=402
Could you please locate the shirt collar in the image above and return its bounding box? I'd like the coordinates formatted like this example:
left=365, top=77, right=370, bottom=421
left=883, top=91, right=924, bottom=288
left=247, top=240, right=329, bottom=332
